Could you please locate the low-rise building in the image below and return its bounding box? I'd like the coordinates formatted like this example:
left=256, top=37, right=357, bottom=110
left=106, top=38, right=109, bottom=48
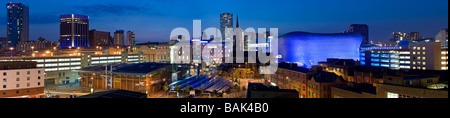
left=247, top=83, right=299, bottom=98
left=377, top=71, right=448, bottom=98
left=0, top=61, right=45, bottom=98
left=265, top=62, right=312, bottom=98
left=306, top=71, right=346, bottom=98
left=331, top=83, right=377, bottom=98
left=80, top=63, right=189, bottom=96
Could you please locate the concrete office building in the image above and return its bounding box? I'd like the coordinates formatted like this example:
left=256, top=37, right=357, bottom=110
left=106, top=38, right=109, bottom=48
left=114, top=30, right=125, bottom=47
left=89, top=30, right=111, bottom=48
left=0, top=53, right=142, bottom=85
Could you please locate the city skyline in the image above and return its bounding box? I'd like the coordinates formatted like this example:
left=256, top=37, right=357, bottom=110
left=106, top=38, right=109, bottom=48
left=0, top=0, right=448, bottom=43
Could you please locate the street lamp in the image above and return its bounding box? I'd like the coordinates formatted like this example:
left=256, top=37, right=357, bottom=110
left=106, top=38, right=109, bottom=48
left=9, top=47, right=14, bottom=57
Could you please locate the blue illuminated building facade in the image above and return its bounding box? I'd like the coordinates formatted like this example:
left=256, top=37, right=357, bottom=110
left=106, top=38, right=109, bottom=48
left=6, top=3, right=29, bottom=48
left=278, top=32, right=362, bottom=68
left=360, top=46, right=411, bottom=70
left=59, top=14, right=89, bottom=48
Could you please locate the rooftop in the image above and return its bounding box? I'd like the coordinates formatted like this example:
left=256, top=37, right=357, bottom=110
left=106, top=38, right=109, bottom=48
left=77, top=90, right=147, bottom=98
left=313, top=71, right=345, bottom=82
left=112, top=62, right=171, bottom=75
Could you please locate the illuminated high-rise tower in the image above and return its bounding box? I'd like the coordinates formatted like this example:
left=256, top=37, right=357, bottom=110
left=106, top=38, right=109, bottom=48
left=6, top=3, right=29, bottom=48
left=220, top=12, right=233, bottom=40
left=59, top=14, right=89, bottom=48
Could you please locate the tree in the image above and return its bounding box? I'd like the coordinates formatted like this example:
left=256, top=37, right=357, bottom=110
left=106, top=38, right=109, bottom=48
left=242, top=86, right=247, bottom=92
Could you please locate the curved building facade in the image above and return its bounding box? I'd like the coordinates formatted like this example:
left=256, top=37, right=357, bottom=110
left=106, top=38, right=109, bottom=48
left=279, top=32, right=362, bottom=68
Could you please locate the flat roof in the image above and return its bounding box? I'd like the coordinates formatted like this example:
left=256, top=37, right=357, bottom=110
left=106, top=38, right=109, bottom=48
left=77, top=90, right=147, bottom=98
left=112, top=62, right=171, bottom=75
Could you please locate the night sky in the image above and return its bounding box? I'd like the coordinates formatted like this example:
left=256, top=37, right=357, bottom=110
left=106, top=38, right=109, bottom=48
left=0, top=0, right=448, bottom=43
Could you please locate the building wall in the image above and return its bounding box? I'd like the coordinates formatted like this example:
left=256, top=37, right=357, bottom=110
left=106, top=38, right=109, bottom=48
left=377, top=83, right=448, bottom=98
left=441, top=48, right=448, bottom=70
left=114, top=31, right=125, bottom=47
left=266, top=68, right=312, bottom=98
left=307, top=78, right=346, bottom=98
left=410, top=42, right=442, bottom=70
left=0, top=68, right=44, bottom=98
left=89, top=30, right=111, bottom=48
left=331, top=87, right=376, bottom=98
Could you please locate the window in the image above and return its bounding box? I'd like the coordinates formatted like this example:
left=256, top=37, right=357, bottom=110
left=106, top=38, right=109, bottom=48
left=16, top=84, right=19, bottom=88
left=427, top=79, right=433, bottom=83
left=2, top=85, right=6, bottom=88
left=27, top=71, right=30, bottom=75
left=38, top=82, right=41, bottom=86
left=387, top=92, right=399, bottom=98
left=16, top=78, right=20, bottom=81
left=2, top=91, right=6, bottom=95
left=38, top=76, right=41, bottom=80
left=3, top=72, right=6, bottom=76
left=16, top=72, right=20, bottom=75
left=3, top=79, right=6, bottom=82
left=27, top=77, right=30, bottom=81
left=406, top=81, right=413, bottom=85
left=38, top=70, right=41, bottom=74
left=27, top=83, right=30, bottom=87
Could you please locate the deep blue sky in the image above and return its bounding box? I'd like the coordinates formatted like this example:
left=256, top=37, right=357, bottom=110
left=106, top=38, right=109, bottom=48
left=0, top=0, right=448, bottom=43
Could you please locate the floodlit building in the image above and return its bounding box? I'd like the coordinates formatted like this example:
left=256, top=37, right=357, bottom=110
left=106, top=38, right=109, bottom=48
left=0, top=53, right=142, bottom=85
left=0, top=61, right=44, bottom=98
left=59, top=14, right=89, bottom=48
left=278, top=32, right=362, bottom=68
left=79, top=63, right=189, bottom=96
left=360, top=41, right=443, bottom=70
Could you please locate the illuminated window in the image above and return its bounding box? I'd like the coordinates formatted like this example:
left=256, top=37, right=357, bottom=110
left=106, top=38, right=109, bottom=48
left=423, top=67, right=426, bottom=70
left=423, top=62, right=426, bottom=65
left=413, top=67, right=416, bottom=69
left=423, top=52, right=426, bottom=55
left=387, top=92, right=399, bottom=98
left=422, top=57, right=426, bottom=60
left=422, top=47, right=426, bottom=50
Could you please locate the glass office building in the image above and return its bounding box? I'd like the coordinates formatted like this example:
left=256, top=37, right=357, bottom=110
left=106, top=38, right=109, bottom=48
left=6, top=3, right=29, bottom=47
